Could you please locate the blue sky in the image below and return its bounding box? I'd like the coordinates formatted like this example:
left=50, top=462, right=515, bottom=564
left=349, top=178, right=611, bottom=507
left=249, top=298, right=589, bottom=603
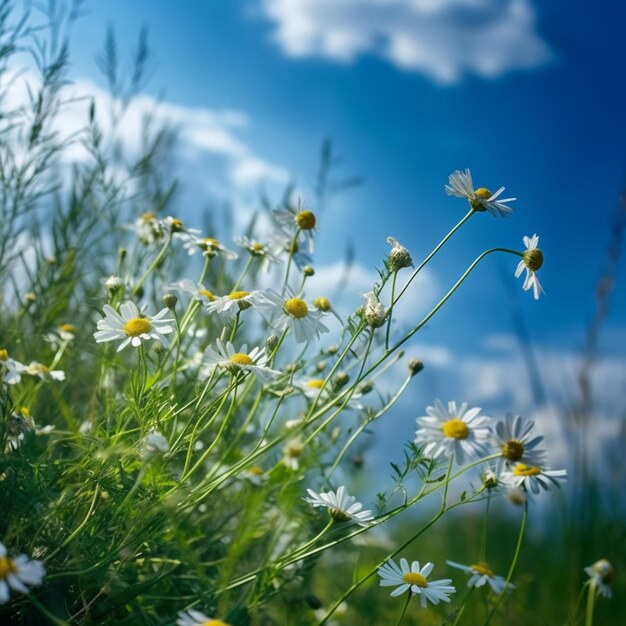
left=57, top=0, right=626, bottom=472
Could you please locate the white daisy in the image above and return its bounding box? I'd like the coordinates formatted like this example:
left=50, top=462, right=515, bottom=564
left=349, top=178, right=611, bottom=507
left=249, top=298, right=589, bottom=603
left=415, top=400, right=492, bottom=465
left=25, top=362, right=66, bottom=382
left=179, top=233, right=238, bottom=260
left=494, top=413, right=547, bottom=472
left=268, top=229, right=313, bottom=269
left=445, top=169, right=515, bottom=217
left=43, top=323, right=77, bottom=349
left=0, top=349, right=26, bottom=385
left=240, top=466, right=269, bottom=486
left=0, top=541, right=45, bottom=603
left=298, top=378, right=363, bottom=410
left=163, top=216, right=201, bottom=239
left=251, top=289, right=329, bottom=344
left=273, top=197, right=316, bottom=253
left=446, top=560, right=514, bottom=594
left=282, top=438, right=304, bottom=471
left=93, top=301, right=174, bottom=351
left=202, top=340, right=280, bottom=381
left=204, top=290, right=259, bottom=321
left=234, top=236, right=281, bottom=266
left=304, top=486, right=374, bottom=526
left=500, top=463, right=567, bottom=494
left=174, top=279, right=217, bottom=305
left=584, top=559, right=613, bottom=599
left=134, top=211, right=164, bottom=244
left=515, top=234, right=544, bottom=300
left=176, top=609, right=230, bottom=626
left=378, top=558, right=456, bottom=607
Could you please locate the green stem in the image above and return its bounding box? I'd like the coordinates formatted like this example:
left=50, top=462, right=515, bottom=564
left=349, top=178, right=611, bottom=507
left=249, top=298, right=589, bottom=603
left=484, top=500, right=528, bottom=625
left=451, top=587, right=475, bottom=626
left=385, top=270, right=398, bottom=350
left=480, top=494, right=491, bottom=562
left=131, top=232, right=172, bottom=297
left=232, top=254, right=254, bottom=292
left=393, top=592, right=411, bottom=626
left=585, top=580, right=597, bottom=626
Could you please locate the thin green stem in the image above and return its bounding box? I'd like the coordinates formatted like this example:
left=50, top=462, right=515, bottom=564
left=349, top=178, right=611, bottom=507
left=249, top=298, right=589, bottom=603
left=385, top=270, right=398, bottom=350
left=393, top=593, right=411, bottom=626
left=585, top=580, right=597, bottom=626
left=480, top=494, right=491, bottom=562
left=131, top=232, right=172, bottom=297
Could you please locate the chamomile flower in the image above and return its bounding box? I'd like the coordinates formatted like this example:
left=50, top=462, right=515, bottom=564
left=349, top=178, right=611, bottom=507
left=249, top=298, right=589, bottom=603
left=202, top=340, right=280, bottom=380
left=500, top=463, right=567, bottom=494
left=43, top=323, right=77, bottom=349
left=251, top=289, right=329, bottom=344
left=378, top=558, right=456, bottom=607
left=282, top=437, right=304, bottom=470
left=234, top=236, right=281, bottom=266
left=6, top=408, right=35, bottom=450
left=241, top=466, right=269, bottom=485
left=445, top=169, right=515, bottom=217
left=494, top=413, right=547, bottom=471
left=362, top=291, right=386, bottom=328
left=0, top=349, right=25, bottom=385
left=204, top=290, right=259, bottom=321
left=163, top=216, right=200, bottom=238
left=134, top=211, right=164, bottom=244
left=446, top=560, right=514, bottom=594
left=174, top=279, right=217, bottom=305
left=25, top=362, right=65, bottom=382
left=304, top=486, right=374, bottom=526
left=93, top=301, right=174, bottom=351
left=0, top=541, right=46, bottom=603
left=415, top=400, right=491, bottom=464
left=180, top=233, right=238, bottom=259
left=176, top=609, right=231, bottom=626
left=269, top=229, right=313, bottom=269
left=387, top=237, right=413, bottom=271
left=584, top=559, right=613, bottom=598
left=273, top=197, right=317, bottom=253
left=298, top=378, right=363, bottom=410
left=515, top=234, right=544, bottom=300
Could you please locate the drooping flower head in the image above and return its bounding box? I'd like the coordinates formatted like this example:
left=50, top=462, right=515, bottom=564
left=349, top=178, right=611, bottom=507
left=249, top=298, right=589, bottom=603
left=273, top=197, right=317, bottom=253
left=415, top=400, right=492, bottom=464
left=584, top=559, right=614, bottom=599
left=387, top=236, right=413, bottom=271
left=378, top=558, right=456, bottom=607
left=446, top=169, right=516, bottom=217
left=304, top=486, right=374, bottom=526
left=446, top=560, right=514, bottom=594
left=515, top=234, right=544, bottom=300
left=494, top=413, right=547, bottom=471
left=202, top=340, right=280, bottom=381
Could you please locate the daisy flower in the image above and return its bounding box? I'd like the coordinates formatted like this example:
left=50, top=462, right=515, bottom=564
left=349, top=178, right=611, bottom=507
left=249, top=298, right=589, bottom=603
left=134, top=211, right=164, bottom=244
left=234, top=235, right=281, bottom=266
left=445, top=168, right=515, bottom=217
left=202, top=340, right=280, bottom=380
left=179, top=233, right=238, bottom=260
left=304, top=486, right=374, bottom=526
left=494, top=413, right=547, bottom=471
left=273, top=197, right=316, bottom=253
left=174, top=279, right=217, bottom=305
left=515, top=234, right=544, bottom=300
left=0, top=349, right=25, bottom=385
left=298, top=378, right=363, bottom=410
left=282, top=438, right=304, bottom=471
left=176, top=609, right=230, bottom=626
left=240, top=466, right=269, bottom=485
left=378, top=558, right=456, bottom=607
left=0, top=541, right=45, bottom=603
left=268, top=229, right=313, bottom=269
left=251, top=289, right=329, bottom=344
left=25, top=362, right=66, bottom=382
left=43, top=323, right=77, bottom=349
left=446, top=560, right=514, bottom=594
left=361, top=291, right=386, bottom=328
left=500, top=463, right=567, bottom=494
left=93, top=301, right=174, bottom=351
left=415, top=400, right=492, bottom=465
left=204, top=290, right=259, bottom=321
left=584, top=559, right=613, bottom=599
left=163, top=216, right=201, bottom=239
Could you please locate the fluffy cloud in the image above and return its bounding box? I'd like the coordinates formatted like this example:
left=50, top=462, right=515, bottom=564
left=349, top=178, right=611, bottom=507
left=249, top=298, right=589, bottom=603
left=258, top=0, right=553, bottom=83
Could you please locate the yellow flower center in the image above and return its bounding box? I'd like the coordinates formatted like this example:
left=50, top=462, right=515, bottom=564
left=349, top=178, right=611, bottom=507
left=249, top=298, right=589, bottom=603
left=329, top=508, right=352, bottom=523
left=523, top=248, right=544, bottom=272
left=124, top=317, right=152, bottom=337
left=502, top=440, right=525, bottom=462
left=295, top=210, right=316, bottom=230
left=201, top=621, right=231, bottom=626
left=283, top=297, right=308, bottom=319
left=313, top=296, right=331, bottom=311
left=0, top=556, right=17, bottom=579
left=140, top=211, right=156, bottom=222
left=470, top=562, right=494, bottom=577
left=229, top=353, right=253, bottom=366
left=169, top=217, right=183, bottom=231
left=198, top=289, right=216, bottom=301
left=59, top=323, right=77, bottom=334
left=474, top=187, right=492, bottom=200
left=0, top=349, right=8, bottom=361
left=228, top=291, right=250, bottom=300
left=251, top=241, right=265, bottom=253
left=306, top=379, right=325, bottom=389
left=513, top=463, right=541, bottom=477
left=30, top=364, right=49, bottom=374
left=402, top=572, right=428, bottom=588
left=441, top=419, right=469, bottom=439
left=285, top=442, right=304, bottom=457
left=248, top=466, right=264, bottom=476
left=591, top=560, right=614, bottom=584
left=20, top=407, right=30, bottom=418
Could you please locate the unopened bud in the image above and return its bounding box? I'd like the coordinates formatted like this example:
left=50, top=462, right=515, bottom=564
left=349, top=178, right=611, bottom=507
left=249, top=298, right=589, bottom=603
left=313, top=296, right=331, bottom=311
left=24, top=292, right=36, bottom=305
left=303, top=265, right=315, bottom=277
left=408, top=359, right=424, bottom=376
left=333, top=372, right=350, bottom=389
left=105, top=276, right=123, bottom=292
left=387, top=237, right=413, bottom=271
left=315, top=360, right=328, bottom=372
left=358, top=381, right=374, bottom=395
left=363, top=292, right=386, bottom=328
left=326, top=344, right=339, bottom=355
left=163, top=293, right=178, bottom=310
left=482, top=467, right=498, bottom=489
left=266, top=335, right=279, bottom=352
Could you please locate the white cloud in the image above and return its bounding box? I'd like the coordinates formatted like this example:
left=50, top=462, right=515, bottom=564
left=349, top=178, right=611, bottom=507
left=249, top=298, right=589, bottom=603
left=258, top=0, right=552, bottom=83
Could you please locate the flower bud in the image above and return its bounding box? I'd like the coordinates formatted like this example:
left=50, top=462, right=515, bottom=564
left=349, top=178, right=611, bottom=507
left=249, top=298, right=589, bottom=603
left=313, top=296, right=331, bottom=311
left=303, top=265, right=315, bottom=277
left=387, top=236, right=413, bottom=271
left=362, top=292, right=386, bottom=328
left=358, top=381, right=374, bottom=395
left=326, top=344, right=339, bottom=355
left=163, top=293, right=178, bottom=310
left=105, top=275, right=123, bottom=293
left=408, top=359, right=424, bottom=376
left=333, top=372, right=350, bottom=389
left=266, top=335, right=279, bottom=352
